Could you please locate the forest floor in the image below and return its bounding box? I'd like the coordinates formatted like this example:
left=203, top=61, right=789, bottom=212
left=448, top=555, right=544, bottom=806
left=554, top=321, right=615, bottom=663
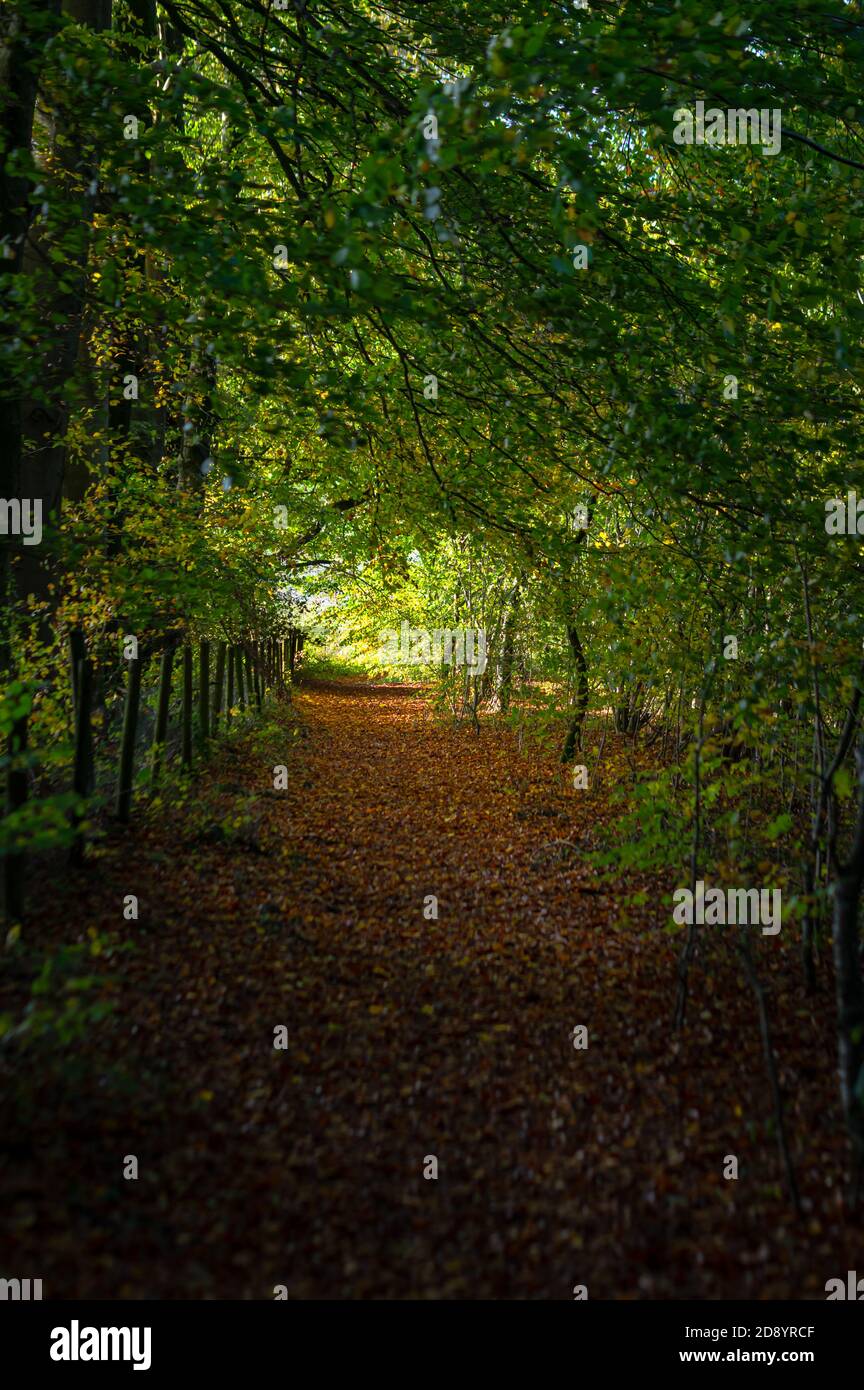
left=1, top=676, right=860, bottom=1299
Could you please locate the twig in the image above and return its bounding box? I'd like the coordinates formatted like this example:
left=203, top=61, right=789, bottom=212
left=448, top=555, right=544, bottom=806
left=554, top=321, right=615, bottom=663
left=738, top=927, right=803, bottom=1217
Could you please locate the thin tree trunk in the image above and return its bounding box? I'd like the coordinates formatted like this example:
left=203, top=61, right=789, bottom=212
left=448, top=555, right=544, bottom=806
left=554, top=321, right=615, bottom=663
left=738, top=926, right=802, bottom=1215
left=70, top=652, right=93, bottom=865
left=561, top=621, right=589, bottom=763
left=72, top=653, right=93, bottom=797
left=17, top=0, right=113, bottom=615
left=235, top=643, right=246, bottom=710
left=674, top=685, right=708, bottom=1030
left=178, top=339, right=216, bottom=492
left=499, top=578, right=522, bottom=715
left=249, top=644, right=260, bottom=710
left=212, top=641, right=226, bottom=733
left=69, top=627, right=94, bottom=792
left=831, top=741, right=864, bottom=1177
left=4, top=713, right=29, bottom=921
left=181, top=645, right=193, bottom=766
left=198, top=639, right=210, bottom=744
left=151, top=647, right=173, bottom=781
left=116, top=654, right=142, bottom=822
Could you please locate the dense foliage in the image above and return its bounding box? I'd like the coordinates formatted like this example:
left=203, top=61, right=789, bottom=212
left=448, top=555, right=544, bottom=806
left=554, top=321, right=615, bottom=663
left=2, top=1, right=863, bottom=1165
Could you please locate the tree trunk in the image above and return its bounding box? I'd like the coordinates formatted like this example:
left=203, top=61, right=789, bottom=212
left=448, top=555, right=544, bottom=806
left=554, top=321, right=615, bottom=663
left=212, top=641, right=226, bottom=733
left=4, top=712, right=29, bottom=922
left=226, top=645, right=235, bottom=717
left=0, top=0, right=63, bottom=657
left=831, top=742, right=864, bottom=1167
left=181, top=645, right=193, bottom=766
left=179, top=341, right=216, bottom=492
left=17, top=0, right=112, bottom=616
left=70, top=650, right=93, bottom=865
left=115, top=653, right=142, bottom=821
left=249, top=644, right=260, bottom=709
left=198, top=639, right=210, bottom=744
left=235, top=644, right=246, bottom=710
left=151, top=647, right=173, bottom=781
left=499, top=578, right=522, bottom=715
left=561, top=621, right=589, bottom=763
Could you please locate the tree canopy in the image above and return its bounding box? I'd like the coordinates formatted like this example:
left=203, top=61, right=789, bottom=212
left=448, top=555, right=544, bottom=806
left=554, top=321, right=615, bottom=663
left=2, top=0, right=864, bottom=1190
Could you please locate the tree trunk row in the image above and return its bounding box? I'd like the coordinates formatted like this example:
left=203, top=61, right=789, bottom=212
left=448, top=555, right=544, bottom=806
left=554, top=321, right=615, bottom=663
left=4, top=628, right=303, bottom=921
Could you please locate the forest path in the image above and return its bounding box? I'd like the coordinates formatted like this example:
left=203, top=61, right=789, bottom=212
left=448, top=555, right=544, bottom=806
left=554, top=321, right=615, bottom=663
left=3, top=678, right=851, bottom=1298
